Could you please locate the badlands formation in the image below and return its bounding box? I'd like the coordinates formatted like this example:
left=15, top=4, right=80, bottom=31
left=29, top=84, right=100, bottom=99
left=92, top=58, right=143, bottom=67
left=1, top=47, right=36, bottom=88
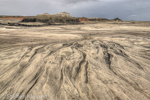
left=0, top=19, right=150, bottom=100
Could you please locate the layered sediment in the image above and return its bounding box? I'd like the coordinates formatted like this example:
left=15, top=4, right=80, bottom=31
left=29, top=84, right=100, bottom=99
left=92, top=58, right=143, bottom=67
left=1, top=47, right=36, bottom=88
left=0, top=22, right=150, bottom=100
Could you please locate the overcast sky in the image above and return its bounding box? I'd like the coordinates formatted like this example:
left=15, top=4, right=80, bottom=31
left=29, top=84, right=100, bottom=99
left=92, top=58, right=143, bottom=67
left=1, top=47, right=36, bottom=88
left=0, top=0, right=150, bottom=21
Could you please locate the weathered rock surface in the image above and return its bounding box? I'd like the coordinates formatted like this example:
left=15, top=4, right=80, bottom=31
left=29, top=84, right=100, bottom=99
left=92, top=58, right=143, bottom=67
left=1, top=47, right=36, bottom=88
left=21, top=12, right=80, bottom=24
left=0, top=22, right=150, bottom=100
left=0, top=38, right=150, bottom=100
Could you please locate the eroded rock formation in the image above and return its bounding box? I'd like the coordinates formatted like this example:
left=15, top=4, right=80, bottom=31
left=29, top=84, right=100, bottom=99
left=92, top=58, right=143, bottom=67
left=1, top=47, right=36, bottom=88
left=0, top=38, right=150, bottom=100
left=0, top=21, right=150, bottom=100
left=21, top=12, right=80, bottom=24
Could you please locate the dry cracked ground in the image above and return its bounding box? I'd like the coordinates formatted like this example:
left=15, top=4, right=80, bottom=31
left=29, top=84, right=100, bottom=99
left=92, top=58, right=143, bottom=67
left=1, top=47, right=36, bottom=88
left=0, top=22, right=150, bottom=100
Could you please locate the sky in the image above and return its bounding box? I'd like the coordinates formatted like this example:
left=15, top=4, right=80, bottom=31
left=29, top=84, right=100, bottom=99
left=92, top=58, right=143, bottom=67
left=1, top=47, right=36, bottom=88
left=0, top=0, right=150, bottom=21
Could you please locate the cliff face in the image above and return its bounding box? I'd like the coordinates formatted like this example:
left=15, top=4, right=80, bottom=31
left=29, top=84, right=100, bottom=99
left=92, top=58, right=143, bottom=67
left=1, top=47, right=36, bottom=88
left=57, top=11, right=72, bottom=18
left=0, top=16, right=27, bottom=20
left=35, top=12, right=73, bottom=23
left=21, top=12, right=80, bottom=24
left=36, top=13, right=51, bottom=20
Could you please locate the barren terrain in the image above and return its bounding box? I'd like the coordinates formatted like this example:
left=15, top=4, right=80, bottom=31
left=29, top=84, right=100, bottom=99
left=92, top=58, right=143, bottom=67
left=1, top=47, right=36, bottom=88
left=0, top=21, right=150, bottom=100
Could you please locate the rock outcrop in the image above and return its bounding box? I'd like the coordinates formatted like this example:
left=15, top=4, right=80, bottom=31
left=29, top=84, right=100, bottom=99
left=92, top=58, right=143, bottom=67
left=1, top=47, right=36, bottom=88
left=36, top=13, right=51, bottom=22
left=21, top=12, right=80, bottom=24
left=56, top=11, right=72, bottom=18
left=88, top=17, right=108, bottom=21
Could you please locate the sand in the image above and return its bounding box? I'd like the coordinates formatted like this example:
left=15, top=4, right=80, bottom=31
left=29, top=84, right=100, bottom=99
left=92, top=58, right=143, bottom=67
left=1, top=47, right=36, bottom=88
left=0, top=21, right=150, bottom=100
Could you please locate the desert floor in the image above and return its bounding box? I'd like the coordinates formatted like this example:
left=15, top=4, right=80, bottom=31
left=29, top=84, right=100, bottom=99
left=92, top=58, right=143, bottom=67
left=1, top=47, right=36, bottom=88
left=0, top=21, right=150, bottom=100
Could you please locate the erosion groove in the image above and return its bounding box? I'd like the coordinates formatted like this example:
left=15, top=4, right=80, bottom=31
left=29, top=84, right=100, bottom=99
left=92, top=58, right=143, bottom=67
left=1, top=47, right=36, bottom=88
left=0, top=39, right=150, bottom=100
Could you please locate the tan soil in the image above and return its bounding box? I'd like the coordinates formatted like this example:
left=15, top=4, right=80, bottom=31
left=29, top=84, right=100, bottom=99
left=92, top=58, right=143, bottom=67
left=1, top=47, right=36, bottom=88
left=0, top=21, right=150, bottom=100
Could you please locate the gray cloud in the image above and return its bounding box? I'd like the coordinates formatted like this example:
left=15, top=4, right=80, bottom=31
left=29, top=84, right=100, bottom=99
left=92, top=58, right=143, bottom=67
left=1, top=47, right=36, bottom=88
left=0, top=0, right=150, bottom=21
left=62, top=0, right=98, bottom=3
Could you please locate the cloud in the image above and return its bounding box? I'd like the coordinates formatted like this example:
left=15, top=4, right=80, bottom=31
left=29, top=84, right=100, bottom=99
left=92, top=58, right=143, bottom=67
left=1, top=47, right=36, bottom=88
left=57, top=0, right=99, bottom=4
left=131, top=15, right=137, bottom=17
left=0, top=0, right=150, bottom=21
